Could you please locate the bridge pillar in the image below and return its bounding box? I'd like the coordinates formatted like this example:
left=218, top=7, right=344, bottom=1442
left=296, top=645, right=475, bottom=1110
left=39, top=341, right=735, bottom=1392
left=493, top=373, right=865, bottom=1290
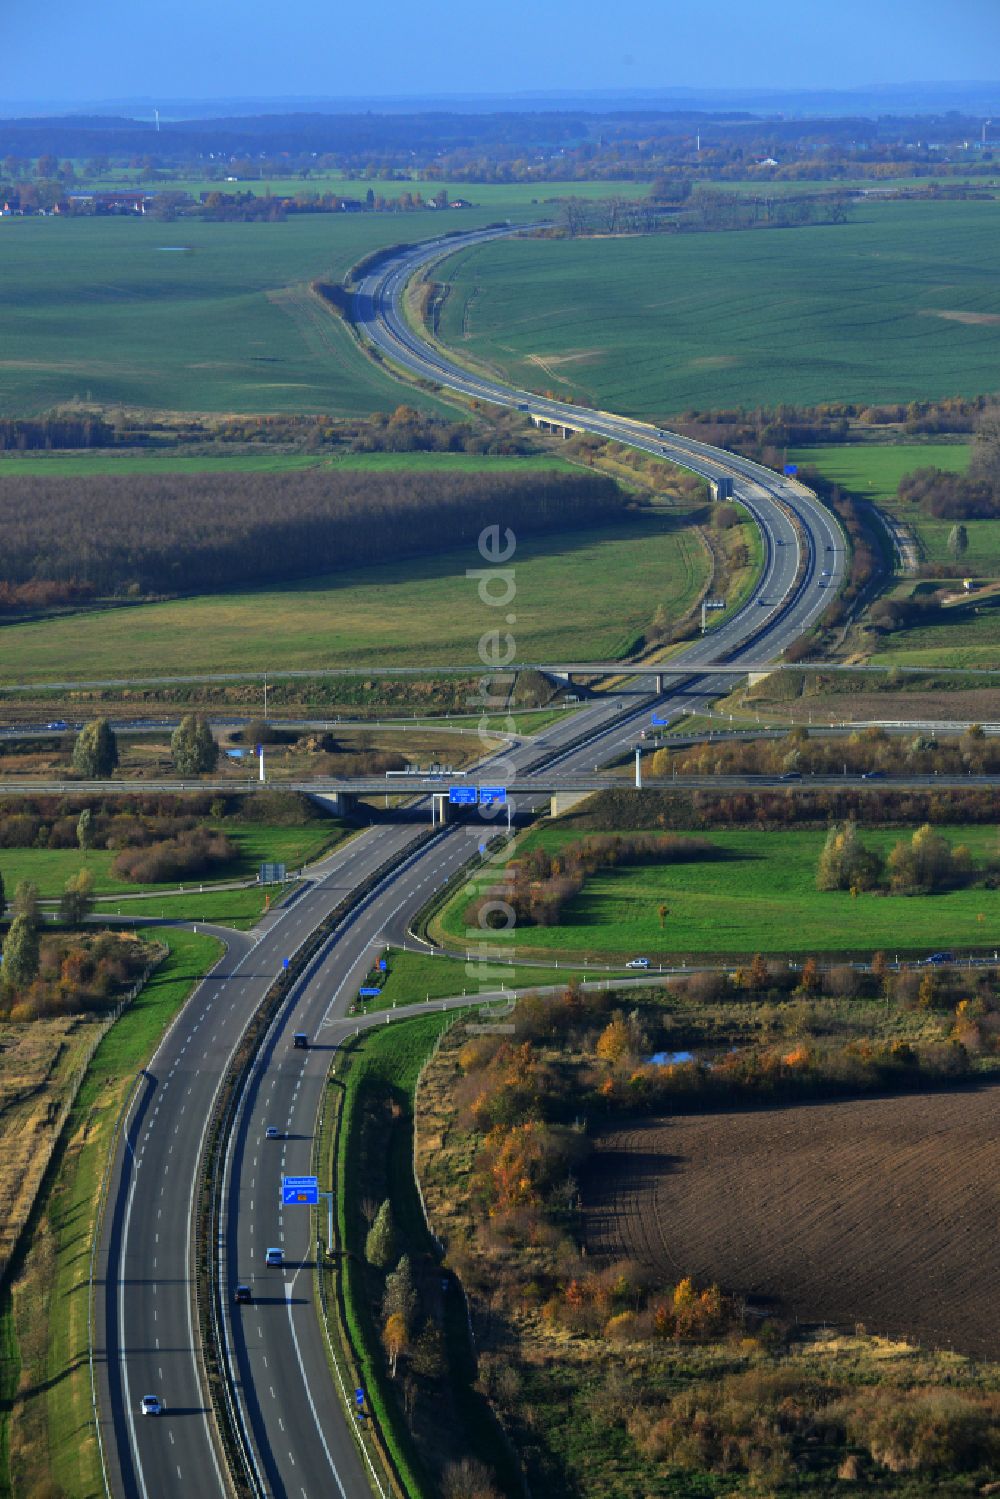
left=431, top=793, right=451, bottom=826
left=654, top=672, right=664, bottom=694
left=308, top=790, right=356, bottom=818
left=747, top=670, right=774, bottom=688
left=550, top=790, right=592, bottom=818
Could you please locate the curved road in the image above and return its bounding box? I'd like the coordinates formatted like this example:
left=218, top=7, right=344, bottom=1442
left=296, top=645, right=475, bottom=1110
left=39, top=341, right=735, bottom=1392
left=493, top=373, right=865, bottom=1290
left=98, top=226, right=844, bottom=1499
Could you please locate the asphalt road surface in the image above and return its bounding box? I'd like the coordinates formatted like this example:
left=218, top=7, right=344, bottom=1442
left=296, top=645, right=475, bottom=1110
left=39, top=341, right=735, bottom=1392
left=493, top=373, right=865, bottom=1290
left=98, top=225, right=845, bottom=1499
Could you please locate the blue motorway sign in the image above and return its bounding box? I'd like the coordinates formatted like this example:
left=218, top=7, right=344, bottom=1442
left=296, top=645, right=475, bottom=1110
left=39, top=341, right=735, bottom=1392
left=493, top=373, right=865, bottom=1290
left=783, top=463, right=798, bottom=477
left=479, top=786, right=507, bottom=805
left=282, top=1175, right=319, bottom=1205
left=448, top=785, right=478, bottom=805
left=359, top=987, right=381, bottom=998
left=355, top=1388, right=366, bottom=1408
left=651, top=714, right=671, bottom=726
left=378, top=958, right=387, bottom=972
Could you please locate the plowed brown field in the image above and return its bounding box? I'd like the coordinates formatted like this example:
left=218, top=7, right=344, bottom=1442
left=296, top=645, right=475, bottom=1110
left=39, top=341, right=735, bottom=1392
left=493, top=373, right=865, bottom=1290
left=583, top=1086, right=1000, bottom=1357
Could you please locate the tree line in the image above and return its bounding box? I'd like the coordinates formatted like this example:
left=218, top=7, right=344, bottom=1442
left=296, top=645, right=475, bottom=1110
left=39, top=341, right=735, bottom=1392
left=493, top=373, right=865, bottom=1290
left=560, top=784, right=1000, bottom=831
left=0, top=468, right=625, bottom=603
left=817, top=819, right=978, bottom=895
left=655, top=723, right=1000, bottom=779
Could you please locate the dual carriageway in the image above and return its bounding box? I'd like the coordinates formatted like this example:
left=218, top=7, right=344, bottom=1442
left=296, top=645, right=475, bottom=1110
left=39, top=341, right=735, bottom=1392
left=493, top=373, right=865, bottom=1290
left=84, top=224, right=848, bottom=1498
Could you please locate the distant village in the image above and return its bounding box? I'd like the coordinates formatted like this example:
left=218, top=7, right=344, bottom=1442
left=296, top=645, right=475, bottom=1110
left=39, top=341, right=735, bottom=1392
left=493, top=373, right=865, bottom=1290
left=0, top=187, right=475, bottom=218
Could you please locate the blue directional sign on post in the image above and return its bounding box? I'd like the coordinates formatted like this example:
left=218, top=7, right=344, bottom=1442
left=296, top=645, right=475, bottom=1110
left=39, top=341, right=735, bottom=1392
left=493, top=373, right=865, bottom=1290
left=479, top=786, right=507, bottom=806
left=355, top=1388, right=366, bottom=1408
left=359, top=987, right=381, bottom=998
left=448, top=786, right=478, bottom=805
left=378, top=958, right=387, bottom=972
left=282, top=1175, right=319, bottom=1206
left=651, top=714, right=672, bottom=726
left=783, top=463, right=798, bottom=477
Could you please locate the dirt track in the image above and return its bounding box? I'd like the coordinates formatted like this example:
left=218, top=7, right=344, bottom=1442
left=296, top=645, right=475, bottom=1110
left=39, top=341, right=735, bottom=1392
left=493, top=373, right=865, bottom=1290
left=583, top=1085, right=1000, bottom=1357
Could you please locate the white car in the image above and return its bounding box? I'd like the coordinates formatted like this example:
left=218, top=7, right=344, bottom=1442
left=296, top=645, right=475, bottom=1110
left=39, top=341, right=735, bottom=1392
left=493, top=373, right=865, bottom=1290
left=626, top=957, right=650, bottom=970
left=140, top=1395, right=163, bottom=1417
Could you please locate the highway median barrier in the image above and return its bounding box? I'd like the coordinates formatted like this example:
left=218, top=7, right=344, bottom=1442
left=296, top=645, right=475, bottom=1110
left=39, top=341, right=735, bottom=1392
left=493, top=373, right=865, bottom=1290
left=195, top=828, right=440, bottom=1497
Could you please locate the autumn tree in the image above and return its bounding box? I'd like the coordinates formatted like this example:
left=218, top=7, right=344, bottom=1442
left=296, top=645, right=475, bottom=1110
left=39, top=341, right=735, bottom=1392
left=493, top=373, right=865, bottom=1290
left=382, top=1312, right=407, bottom=1376
left=13, top=879, right=40, bottom=924
left=170, top=714, right=219, bottom=774
left=72, top=719, right=118, bottom=779
left=889, top=823, right=967, bottom=892
left=747, top=952, right=770, bottom=991
left=947, top=523, right=969, bottom=561
left=596, top=1014, right=630, bottom=1064
left=4, top=914, right=39, bottom=988
left=77, top=807, right=93, bottom=855
left=816, top=821, right=883, bottom=892
left=797, top=956, right=820, bottom=995
left=441, top=1458, right=503, bottom=1499
left=60, top=868, right=94, bottom=927
left=383, top=1254, right=419, bottom=1333
left=409, top=1318, right=446, bottom=1380
left=365, top=1199, right=397, bottom=1269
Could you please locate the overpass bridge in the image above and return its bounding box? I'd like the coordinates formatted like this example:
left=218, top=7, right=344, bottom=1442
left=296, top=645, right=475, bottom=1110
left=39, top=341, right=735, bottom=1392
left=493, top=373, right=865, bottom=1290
left=3, top=661, right=998, bottom=699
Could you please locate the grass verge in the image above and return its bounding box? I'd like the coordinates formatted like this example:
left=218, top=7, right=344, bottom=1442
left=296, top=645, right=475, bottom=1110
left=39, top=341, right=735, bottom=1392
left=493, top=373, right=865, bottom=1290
left=329, top=1017, right=454, bottom=1498
left=350, top=946, right=627, bottom=1015
left=3, top=927, right=222, bottom=1498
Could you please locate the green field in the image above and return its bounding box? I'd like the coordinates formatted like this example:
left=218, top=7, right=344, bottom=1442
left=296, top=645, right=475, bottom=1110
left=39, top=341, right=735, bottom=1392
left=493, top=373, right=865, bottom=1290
left=432, top=200, right=1000, bottom=414
left=91, top=175, right=650, bottom=207
left=790, top=442, right=972, bottom=502
left=871, top=608, right=1000, bottom=669
left=113, top=885, right=281, bottom=930
left=789, top=441, right=1000, bottom=569
left=438, top=824, right=1000, bottom=958
left=0, top=205, right=547, bottom=419
left=0, top=820, right=344, bottom=898
left=0, top=510, right=707, bottom=683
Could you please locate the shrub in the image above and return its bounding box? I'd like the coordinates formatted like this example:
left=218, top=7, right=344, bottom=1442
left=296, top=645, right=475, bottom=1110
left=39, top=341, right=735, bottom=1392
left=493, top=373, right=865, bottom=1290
left=110, top=827, right=235, bottom=884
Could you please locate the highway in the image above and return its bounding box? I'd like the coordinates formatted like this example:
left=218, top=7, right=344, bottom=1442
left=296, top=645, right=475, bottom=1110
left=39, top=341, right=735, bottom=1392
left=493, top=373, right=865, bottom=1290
left=97, top=224, right=845, bottom=1499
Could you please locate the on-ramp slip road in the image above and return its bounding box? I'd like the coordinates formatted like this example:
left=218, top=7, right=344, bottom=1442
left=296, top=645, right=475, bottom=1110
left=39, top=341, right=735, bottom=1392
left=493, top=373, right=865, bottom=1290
left=98, top=225, right=844, bottom=1499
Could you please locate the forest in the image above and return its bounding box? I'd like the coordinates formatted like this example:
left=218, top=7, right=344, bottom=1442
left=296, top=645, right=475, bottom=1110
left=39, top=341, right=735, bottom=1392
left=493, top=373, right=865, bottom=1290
left=0, top=466, right=625, bottom=603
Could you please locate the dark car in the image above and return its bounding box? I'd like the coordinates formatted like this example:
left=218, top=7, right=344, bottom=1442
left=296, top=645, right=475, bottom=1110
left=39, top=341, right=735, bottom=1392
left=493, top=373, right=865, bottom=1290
left=293, top=1032, right=309, bottom=1049
left=778, top=770, right=802, bottom=781
left=234, top=1284, right=252, bottom=1304
left=922, top=951, right=954, bottom=965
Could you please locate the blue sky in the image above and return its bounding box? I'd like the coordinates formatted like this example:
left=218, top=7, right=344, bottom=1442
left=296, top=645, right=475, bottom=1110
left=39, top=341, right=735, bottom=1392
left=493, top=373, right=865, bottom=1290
left=2, top=0, right=1000, bottom=105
